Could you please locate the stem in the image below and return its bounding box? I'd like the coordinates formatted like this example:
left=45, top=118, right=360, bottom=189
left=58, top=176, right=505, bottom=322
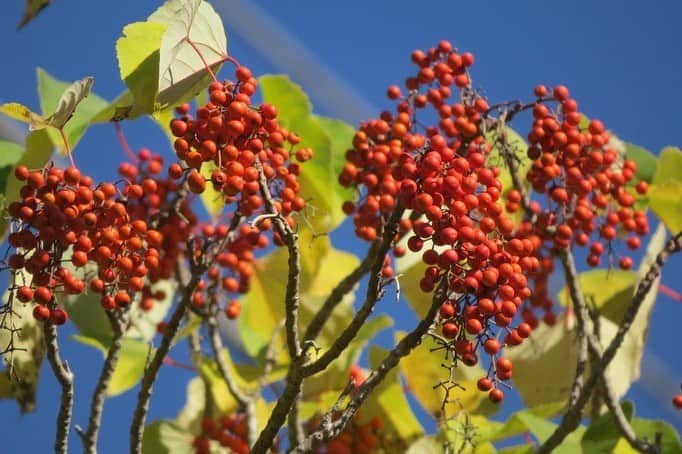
left=129, top=271, right=203, bottom=454
left=58, top=128, right=75, bottom=167
left=43, top=321, right=74, bottom=454
left=81, top=314, right=126, bottom=453
left=184, top=36, right=219, bottom=84
left=114, top=123, right=138, bottom=163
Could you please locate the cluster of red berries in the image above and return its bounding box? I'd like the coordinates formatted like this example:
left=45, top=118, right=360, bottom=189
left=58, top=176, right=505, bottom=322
left=340, top=40, right=545, bottom=404
left=6, top=163, right=164, bottom=323
left=305, top=411, right=385, bottom=454
left=169, top=65, right=312, bottom=227
left=506, top=84, right=649, bottom=270
left=192, top=413, right=250, bottom=454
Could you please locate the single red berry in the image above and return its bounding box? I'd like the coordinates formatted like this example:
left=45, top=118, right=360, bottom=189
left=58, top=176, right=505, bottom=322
left=33, top=305, right=50, bottom=321
left=489, top=388, right=504, bottom=403
left=673, top=395, right=682, bottom=409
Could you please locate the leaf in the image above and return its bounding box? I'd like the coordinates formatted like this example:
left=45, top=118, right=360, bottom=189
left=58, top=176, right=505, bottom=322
left=198, top=160, right=224, bottom=217
left=259, top=75, right=354, bottom=232
left=116, top=22, right=168, bottom=118
left=624, top=143, right=657, bottom=184
left=486, top=126, right=530, bottom=194
left=630, top=418, right=682, bottom=453
left=0, top=140, right=25, bottom=239
left=36, top=69, right=109, bottom=152
left=556, top=269, right=637, bottom=324
left=0, top=290, right=45, bottom=413
left=0, top=103, right=48, bottom=130
left=365, top=346, right=424, bottom=442
left=648, top=147, right=682, bottom=233
left=149, top=0, right=227, bottom=99
left=3, top=129, right=53, bottom=208
left=142, top=420, right=194, bottom=454
left=581, top=401, right=634, bottom=453
left=238, top=229, right=359, bottom=363
left=396, top=331, right=484, bottom=418
left=18, top=0, right=51, bottom=29
left=71, top=335, right=150, bottom=396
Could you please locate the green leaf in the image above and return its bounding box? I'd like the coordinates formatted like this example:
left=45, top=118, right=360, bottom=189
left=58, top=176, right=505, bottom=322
left=581, top=401, right=634, bottom=453
left=18, top=0, right=51, bottom=29
left=0, top=287, right=46, bottom=413
left=630, top=418, right=682, bottom=453
left=72, top=335, right=150, bottom=396
left=142, top=420, right=194, bottom=454
left=365, top=346, right=424, bottom=442
left=116, top=22, right=168, bottom=118
left=648, top=147, right=682, bottom=233
left=36, top=69, right=109, bottom=153
left=150, top=0, right=227, bottom=105
left=624, top=143, right=657, bottom=184
left=486, top=126, right=530, bottom=194
left=396, top=331, right=485, bottom=418
left=238, top=229, right=359, bottom=363
left=259, top=75, right=354, bottom=232
left=0, top=102, right=48, bottom=129
left=0, top=140, right=25, bottom=239
left=556, top=269, right=637, bottom=324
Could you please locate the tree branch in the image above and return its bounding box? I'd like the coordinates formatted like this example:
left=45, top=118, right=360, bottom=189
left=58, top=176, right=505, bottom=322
left=43, top=320, right=74, bottom=454
left=80, top=311, right=128, bottom=453
left=539, top=231, right=682, bottom=453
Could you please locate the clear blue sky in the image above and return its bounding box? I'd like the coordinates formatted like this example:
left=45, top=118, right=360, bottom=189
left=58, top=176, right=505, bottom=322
left=1, top=1, right=681, bottom=452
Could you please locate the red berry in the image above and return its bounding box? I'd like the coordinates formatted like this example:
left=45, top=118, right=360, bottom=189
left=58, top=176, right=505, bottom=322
left=33, top=305, right=50, bottom=321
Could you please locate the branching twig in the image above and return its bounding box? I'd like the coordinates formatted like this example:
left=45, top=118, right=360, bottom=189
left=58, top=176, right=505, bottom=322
left=43, top=320, right=74, bottom=454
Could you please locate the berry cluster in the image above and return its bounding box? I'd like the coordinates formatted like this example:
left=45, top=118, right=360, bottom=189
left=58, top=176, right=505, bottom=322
left=6, top=163, right=164, bottom=322
left=169, top=66, right=312, bottom=227
left=192, top=413, right=250, bottom=454
left=340, top=40, right=541, bottom=404
left=506, top=84, right=649, bottom=270
left=305, top=412, right=385, bottom=454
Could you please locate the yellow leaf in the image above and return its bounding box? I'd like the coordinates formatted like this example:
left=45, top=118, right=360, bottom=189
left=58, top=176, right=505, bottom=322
left=0, top=102, right=48, bottom=130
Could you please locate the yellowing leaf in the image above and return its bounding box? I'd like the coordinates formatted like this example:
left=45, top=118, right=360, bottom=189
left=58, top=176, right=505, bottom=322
left=649, top=147, right=682, bottom=233
left=142, top=420, right=194, bottom=454
left=0, top=102, right=48, bottom=130
left=199, top=161, right=224, bottom=217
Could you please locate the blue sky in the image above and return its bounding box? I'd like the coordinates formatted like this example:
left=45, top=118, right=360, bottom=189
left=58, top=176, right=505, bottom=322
left=1, top=1, right=681, bottom=452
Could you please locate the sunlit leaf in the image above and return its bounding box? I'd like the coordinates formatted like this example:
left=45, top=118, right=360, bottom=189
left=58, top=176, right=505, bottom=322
left=149, top=0, right=227, bottom=102
left=581, top=401, right=634, bottom=453
left=18, top=0, right=51, bottom=29
left=624, top=143, right=657, bottom=184
left=198, top=160, right=224, bottom=217
left=0, top=103, right=48, bottom=130
left=556, top=269, right=637, bottom=324
left=44, top=76, right=94, bottom=129
left=407, top=436, right=443, bottom=454
left=174, top=377, right=205, bottom=433
left=648, top=147, right=682, bottom=233
left=0, top=140, right=25, bottom=239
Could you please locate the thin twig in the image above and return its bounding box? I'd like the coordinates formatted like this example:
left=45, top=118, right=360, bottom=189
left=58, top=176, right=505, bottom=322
left=43, top=320, right=74, bottom=454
